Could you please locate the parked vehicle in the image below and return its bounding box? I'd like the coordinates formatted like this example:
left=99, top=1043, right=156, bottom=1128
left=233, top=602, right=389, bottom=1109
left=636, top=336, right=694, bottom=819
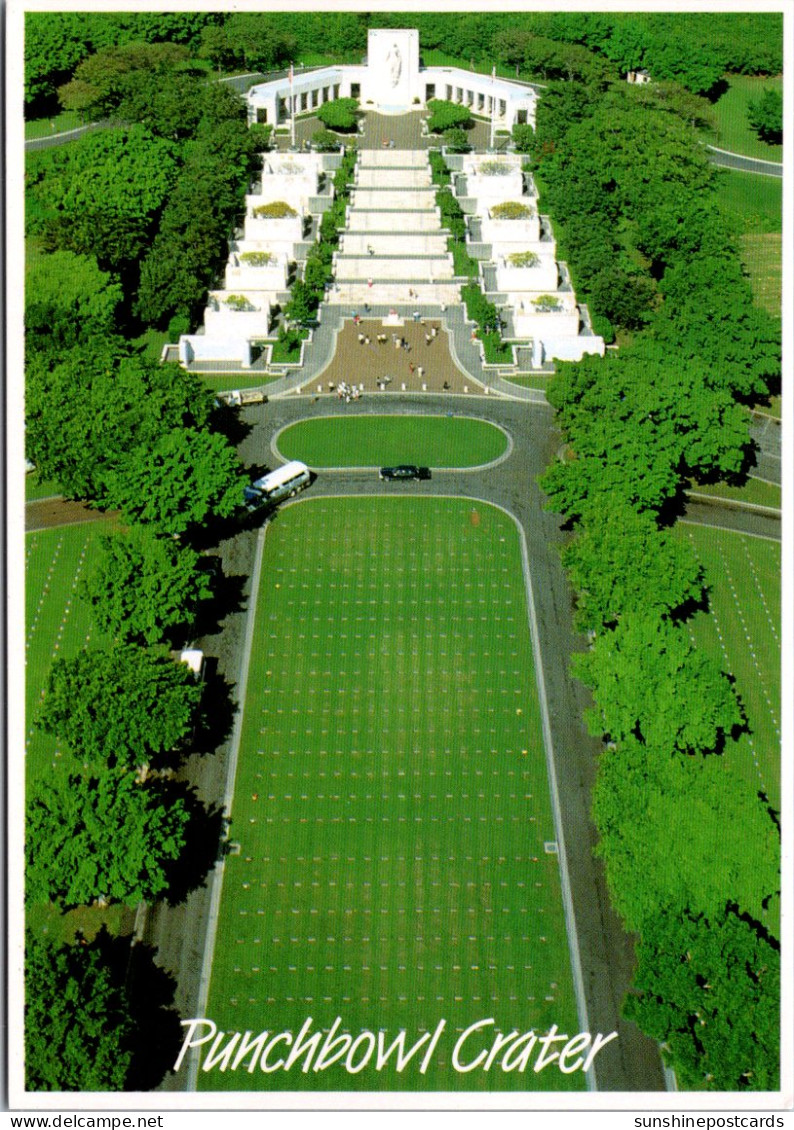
left=244, top=460, right=311, bottom=510
left=218, top=388, right=269, bottom=407
left=379, top=465, right=431, bottom=481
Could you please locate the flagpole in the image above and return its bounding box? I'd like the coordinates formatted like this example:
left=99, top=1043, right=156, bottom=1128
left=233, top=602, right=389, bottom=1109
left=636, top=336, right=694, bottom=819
left=289, top=62, right=296, bottom=149
left=489, top=66, right=497, bottom=151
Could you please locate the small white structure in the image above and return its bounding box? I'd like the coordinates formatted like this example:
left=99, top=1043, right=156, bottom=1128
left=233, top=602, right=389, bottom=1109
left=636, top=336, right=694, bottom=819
left=462, top=154, right=525, bottom=201
left=480, top=204, right=541, bottom=247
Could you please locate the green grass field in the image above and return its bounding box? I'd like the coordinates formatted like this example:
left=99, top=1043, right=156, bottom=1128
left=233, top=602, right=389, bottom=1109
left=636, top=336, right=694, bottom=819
left=713, top=168, right=782, bottom=235
left=679, top=525, right=780, bottom=811
left=687, top=477, right=781, bottom=511
left=276, top=416, right=509, bottom=468
left=739, top=233, right=782, bottom=318
left=25, top=525, right=127, bottom=943
left=201, top=497, right=581, bottom=1092
left=709, top=73, right=783, bottom=162
left=24, top=109, right=84, bottom=140
left=25, top=472, right=63, bottom=501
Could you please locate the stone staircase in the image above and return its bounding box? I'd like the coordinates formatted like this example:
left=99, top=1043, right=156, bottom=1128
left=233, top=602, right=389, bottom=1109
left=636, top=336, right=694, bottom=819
left=326, top=149, right=458, bottom=308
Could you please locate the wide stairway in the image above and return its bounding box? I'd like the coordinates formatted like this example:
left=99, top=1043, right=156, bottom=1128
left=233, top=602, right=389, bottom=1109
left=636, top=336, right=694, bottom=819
left=327, top=149, right=460, bottom=308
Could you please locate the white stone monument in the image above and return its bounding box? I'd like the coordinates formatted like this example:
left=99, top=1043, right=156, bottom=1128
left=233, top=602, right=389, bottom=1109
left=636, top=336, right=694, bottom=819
left=360, top=29, right=420, bottom=110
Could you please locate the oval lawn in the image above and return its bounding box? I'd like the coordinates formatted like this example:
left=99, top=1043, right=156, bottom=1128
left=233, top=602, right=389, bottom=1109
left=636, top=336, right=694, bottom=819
left=276, top=414, right=509, bottom=468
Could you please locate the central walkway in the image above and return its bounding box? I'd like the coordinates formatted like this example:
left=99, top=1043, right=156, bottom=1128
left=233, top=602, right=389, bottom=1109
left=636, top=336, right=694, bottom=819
left=328, top=146, right=459, bottom=309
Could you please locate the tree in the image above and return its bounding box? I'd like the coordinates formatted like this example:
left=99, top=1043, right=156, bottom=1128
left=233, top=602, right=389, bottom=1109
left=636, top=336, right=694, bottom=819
left=573, top=614, right=743, bottom=755
left=25, top=931, right=133, bottom=1090
left=592, top=737, right=779, bottom=930
left=442, top=127, right=469, bottom=152
left=316, top=97, right=358, bottom=132
left=39, top=645, right=204, bottom=771
left=310, top=128, right=342, bottom=153
left=81, top=528, right=213, bottom=646
left=27, top=126, right=179, bottom=267
left=624, top=906, right=779, bottom=1090
left=24, top=11, right=91, bottom=112
left=25, top=251, right=122, bottom=355
left=101, top=428, right=245, bottom=535
left=285, top=279, right=320, bottom=326
left=747, top=89, right=783, bottom=146
left=25, top=344, right=214, bottom=500
left=561, top=505, right=704, bottom=632
left=26, top=771, right=191, bottom=908
left=57, top=41, right=194, bottom=121
left=426, top=99, right=472, bottom=133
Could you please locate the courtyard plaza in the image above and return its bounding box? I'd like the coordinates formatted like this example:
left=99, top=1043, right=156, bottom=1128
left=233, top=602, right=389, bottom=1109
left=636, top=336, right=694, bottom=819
left=308, top=317, right=482, bottom=396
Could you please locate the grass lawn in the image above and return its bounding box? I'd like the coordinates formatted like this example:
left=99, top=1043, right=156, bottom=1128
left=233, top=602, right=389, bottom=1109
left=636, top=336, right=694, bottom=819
left=202, top=374, right=280, bottom=393
left=25, top=472, right=62, bottom=501
left=449, top=239, right=480, bottom=278
left=708, top=73, right=783, bottom=162
left=679, top=524, right=780, bottom=812
left=24, top=110, right=84, bottom=140
left=713, top=169, right=782, bottom=235
left=200, top=497, right=581, bottom=1092
left=132, top=328, right=170, bottom=363
left=739, top=233, right=782, bottom=318
left=25, top=526, right=127, bottom=945
left=687, top=477, right=781, bottom=511
left=276, top=415, right=508, bottom=468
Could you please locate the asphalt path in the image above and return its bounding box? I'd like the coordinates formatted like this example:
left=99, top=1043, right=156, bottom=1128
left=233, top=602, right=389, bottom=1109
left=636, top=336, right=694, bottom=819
left=705, top=145, right=783, bottom=178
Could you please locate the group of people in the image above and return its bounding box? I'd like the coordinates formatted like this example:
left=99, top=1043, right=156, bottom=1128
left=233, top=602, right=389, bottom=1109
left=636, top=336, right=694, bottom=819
left=331, top=380, right=362, bottom=403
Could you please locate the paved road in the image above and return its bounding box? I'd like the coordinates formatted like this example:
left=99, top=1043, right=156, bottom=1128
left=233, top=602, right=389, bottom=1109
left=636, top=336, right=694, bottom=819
left=705, top=145, right=783, bottom=178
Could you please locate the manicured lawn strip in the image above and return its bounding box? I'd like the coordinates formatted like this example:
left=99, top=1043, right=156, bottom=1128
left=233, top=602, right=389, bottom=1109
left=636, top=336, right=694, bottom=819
left=202, top=497, right=581, bottom=1092
left=713, top=168, right=782, bottom=235
left=709, top=73, right=783, bottom=162
left=25, top=527, right=106, bottom=786
left=203, top=374, right=281, bottom=393
left=687, top=477, right=781, bottom=510
left=739, top=233, right=782, bottom=318
left=276, top=416, right=508, bottom=468
left=679, top=525, right=780, bottom=811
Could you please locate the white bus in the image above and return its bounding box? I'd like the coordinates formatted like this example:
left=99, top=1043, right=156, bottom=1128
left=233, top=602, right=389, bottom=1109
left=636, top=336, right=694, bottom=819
left=244, top=460, right=311, bottom=510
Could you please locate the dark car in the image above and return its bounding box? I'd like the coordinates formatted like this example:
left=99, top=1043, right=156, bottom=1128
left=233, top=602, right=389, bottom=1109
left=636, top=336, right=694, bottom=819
left=379, top=465, right=431, bottom=481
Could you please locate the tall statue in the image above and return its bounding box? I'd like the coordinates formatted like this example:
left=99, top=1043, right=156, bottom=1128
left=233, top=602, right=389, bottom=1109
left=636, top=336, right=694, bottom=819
left=386, top=42, right=402, bottom=87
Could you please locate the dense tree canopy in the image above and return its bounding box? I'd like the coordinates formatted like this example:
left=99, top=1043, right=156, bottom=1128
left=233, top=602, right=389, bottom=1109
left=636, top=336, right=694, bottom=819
left=39, top=645, right=204, bottom=770
left=573, top=614, right=743, bottom=755
left=25, top=343, right=214, bottom=499
left=747, top=89, right=783, bottom=146
left=26, top=771, right=191, bottom=908
left=624, top=906, right=779, bottom=1090
left=25, top=250, right=122, bottom=355
left=101, top=428, right=245, bottom=535
left=27, top=126, right=179, bottom=267
left=593, top=738, right=778, bottom=929
left=81, top=528, right=213, bottom=645
left=25, top=931, right=133, bottom=1090
left=561, top=506, right=704, bottom=633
